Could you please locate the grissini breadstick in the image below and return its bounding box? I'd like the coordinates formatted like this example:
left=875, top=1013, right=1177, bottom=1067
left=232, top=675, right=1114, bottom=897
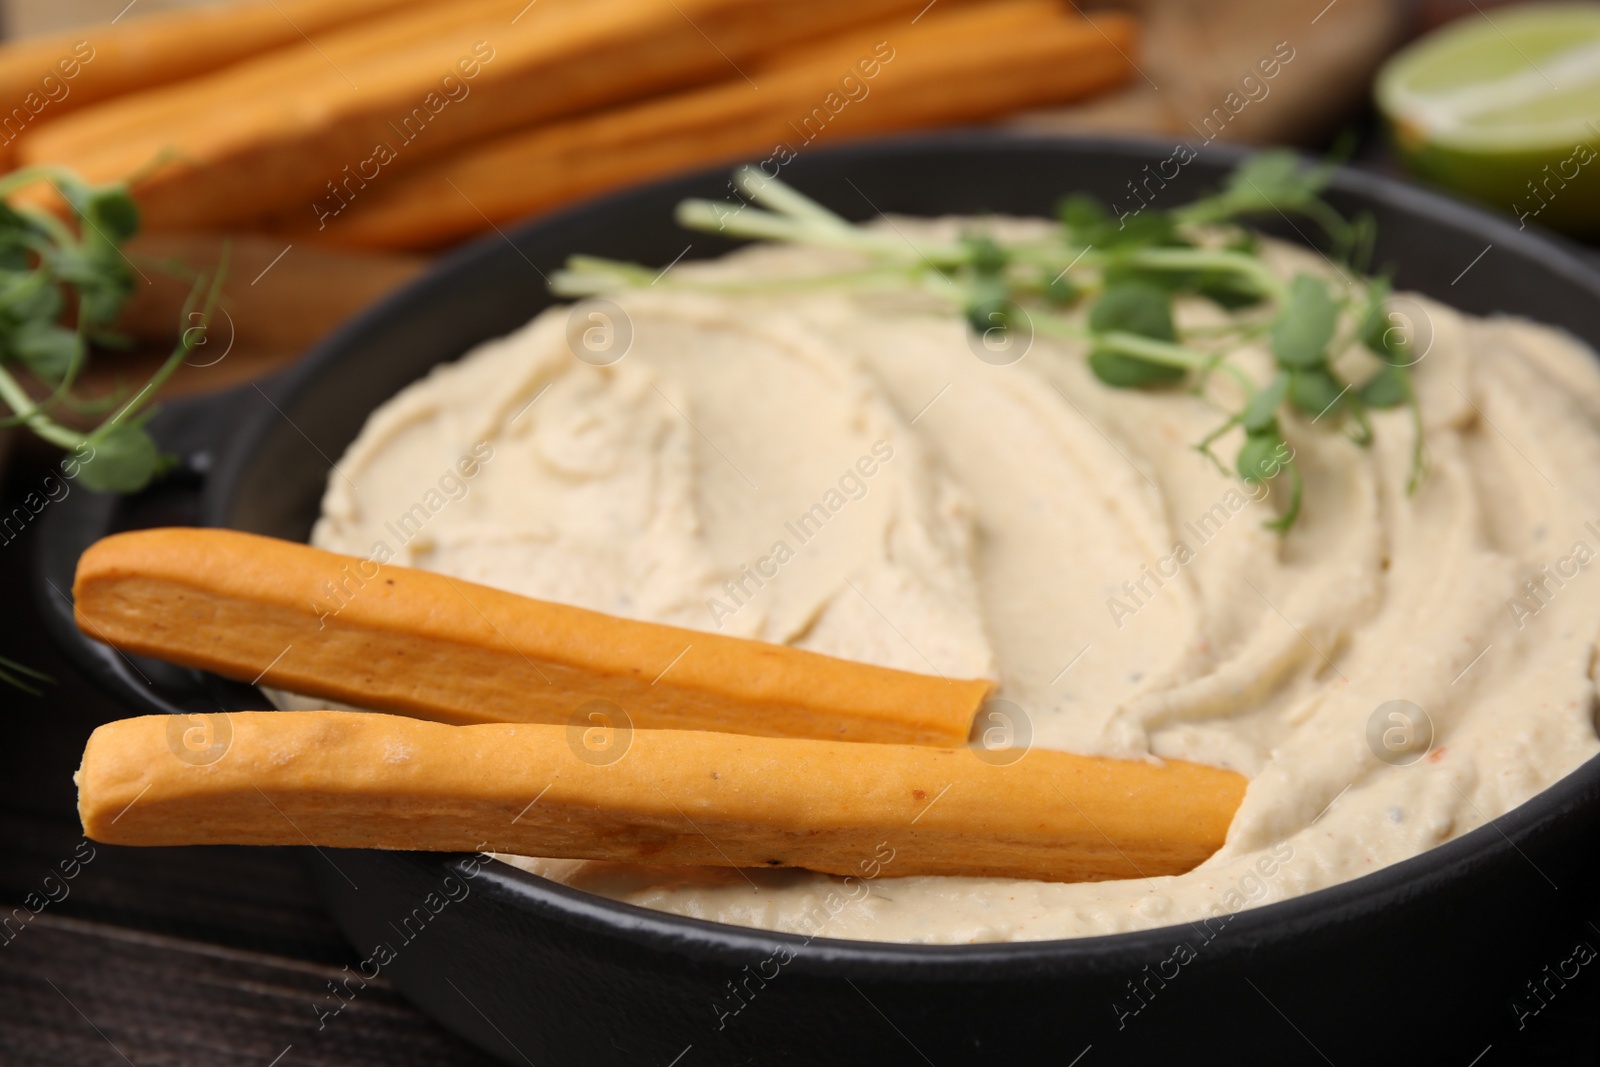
left=73, top=528, right=991, bottom=746
left=312, top=3, right=1138, bottom=249
left=0, top=0, right=436, bottom=168
left=76, top=712, right=1248, bottom=882
left=18, top=0, right=943, bottom=232
left=15, top=0, right=529, bottom=162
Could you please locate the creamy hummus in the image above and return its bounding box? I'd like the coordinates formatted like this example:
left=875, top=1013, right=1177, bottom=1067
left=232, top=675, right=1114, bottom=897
left=278, top=221, right=1600, bottom=944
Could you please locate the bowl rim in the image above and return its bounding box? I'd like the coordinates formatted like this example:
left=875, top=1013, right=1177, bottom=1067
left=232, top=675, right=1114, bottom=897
left=207, top=129, right=1600, bottom=967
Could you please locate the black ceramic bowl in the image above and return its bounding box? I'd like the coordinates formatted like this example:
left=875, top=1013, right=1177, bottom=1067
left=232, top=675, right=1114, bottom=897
left=37, top=133, right=1600, bottom=1065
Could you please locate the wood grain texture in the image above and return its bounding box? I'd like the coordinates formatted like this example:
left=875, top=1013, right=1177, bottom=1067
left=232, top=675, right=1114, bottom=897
left=0, top=913, right=503, bottom=1066
left=0, top=810, right=350, bottom=962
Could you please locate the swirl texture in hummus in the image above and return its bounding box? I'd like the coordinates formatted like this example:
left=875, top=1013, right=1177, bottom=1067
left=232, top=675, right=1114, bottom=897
left=279, top=221, right=1600, bottom=943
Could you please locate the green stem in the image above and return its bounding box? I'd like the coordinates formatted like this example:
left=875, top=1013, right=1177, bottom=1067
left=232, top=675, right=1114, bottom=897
left=732, top=164, right=852, bottom=232
left=0, top=361, right=84, bottom=449
left=550, top=256, right=657, bottom=296
left=15, top=204, right=77, bottom=250
left=1264, top=459, right=1304, bottom=533
left=1195, top=412, right=1243, bottom=476
left=0, top=164, right=83, bottom=200
left=1345, top=396, right=1374, bottom=446
left=1114, top=247, right=1288, bottom=300
left=0, top=653, right=50, bottom=695
left=0, top=316, right=92, bottom=428
left=1095, top=331, right=1209, bottom=370
left=0, top=267, right=53, bottom=315
left=94, top=263, right=223, bottom=438
left=676, top=200, right=967, bottom=265
left=1006, top=240, right=1092, bottom=270
left=1406, top=387, right=1426, bottom=496
left=1032, top=309, right=1259, bottom=399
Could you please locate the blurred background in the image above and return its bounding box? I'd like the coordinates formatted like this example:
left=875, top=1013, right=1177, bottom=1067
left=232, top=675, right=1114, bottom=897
left=0, top=0, right=1592, bottom=403
left=1, top=0, right=1598, bottom=1063
left=0, top=0, right=1588, bottom=406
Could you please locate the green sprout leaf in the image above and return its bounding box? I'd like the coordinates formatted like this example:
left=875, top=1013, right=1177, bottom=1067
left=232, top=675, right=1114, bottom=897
left=1360, top=364, right=1411, bottom=408
left=964, top=271, right=1013, bottom=336
left=1238, top=429, right=1305, bottom=533
left=1225, top=230, right=1260, bottom=256
left=965, top=296, right=1014, bottom=337
left=1088, top=350, right=1186, bottom=387
left=1270, top=273, right=1340, bottom=369
left=962, top=234, right=1008, bottom=275
left=1177, top=150, right=1355, bottom=263
left=4, top=275, right=63, bottom=324
left=82, top=187, right=140, bottom=243
left=1184, top=149, right=1334, bottom=225
left=76, top=424, right=163, bottom=493
left=1360, top=284, right=1412, bottom=364
left=1242, top=372, right=1289, bottom=433
left=77, top=272, right=135, bottom=326
left=1057, top=193, right=1108, bottom=233
left=1090, top=282, right=1176, bottom=342
left=1196, top=269, right=1266, bottom=310
left=1044, top=270, right=1079, bottom=307
left=1099, top=211, right=1179, bottom=250
left=1058, top=193, right=1178, bottom=250
left=1087, top=282, right=1183, bottom=387
left=10, top=322, right=80, bottom=383
left=1237, top=431, right=1287, bottom=483
left=1288, top=365, right=1346, bottom=416
left=1222, top=150, right=1330, bottom=211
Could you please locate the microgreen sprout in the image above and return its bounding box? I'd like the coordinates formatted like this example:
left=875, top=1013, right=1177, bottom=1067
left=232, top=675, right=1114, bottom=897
left=0, top=166, right=227, bottom=494
left=0, top=654, right=50, bottom=696
left=552, top=152, right=1426, bottom=532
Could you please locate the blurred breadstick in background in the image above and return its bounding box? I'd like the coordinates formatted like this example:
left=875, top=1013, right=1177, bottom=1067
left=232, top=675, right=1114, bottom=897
left=15, top=0, right=948, bottom=231
left=0, top=0, right=437, bottom=168
left=0, top=0, right=1404, bottom=262
left=310, top=1, right=1139, bottom=249
left=0, top=0, right=1154, bottom=384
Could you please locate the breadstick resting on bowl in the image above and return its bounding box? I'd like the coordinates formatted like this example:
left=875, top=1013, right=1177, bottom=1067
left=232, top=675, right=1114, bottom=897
left=70, top=528, right=1247, bottom=884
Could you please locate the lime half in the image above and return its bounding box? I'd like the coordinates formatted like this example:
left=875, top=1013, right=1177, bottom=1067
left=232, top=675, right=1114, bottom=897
left=1376, top=2, right=1600, bottom=235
